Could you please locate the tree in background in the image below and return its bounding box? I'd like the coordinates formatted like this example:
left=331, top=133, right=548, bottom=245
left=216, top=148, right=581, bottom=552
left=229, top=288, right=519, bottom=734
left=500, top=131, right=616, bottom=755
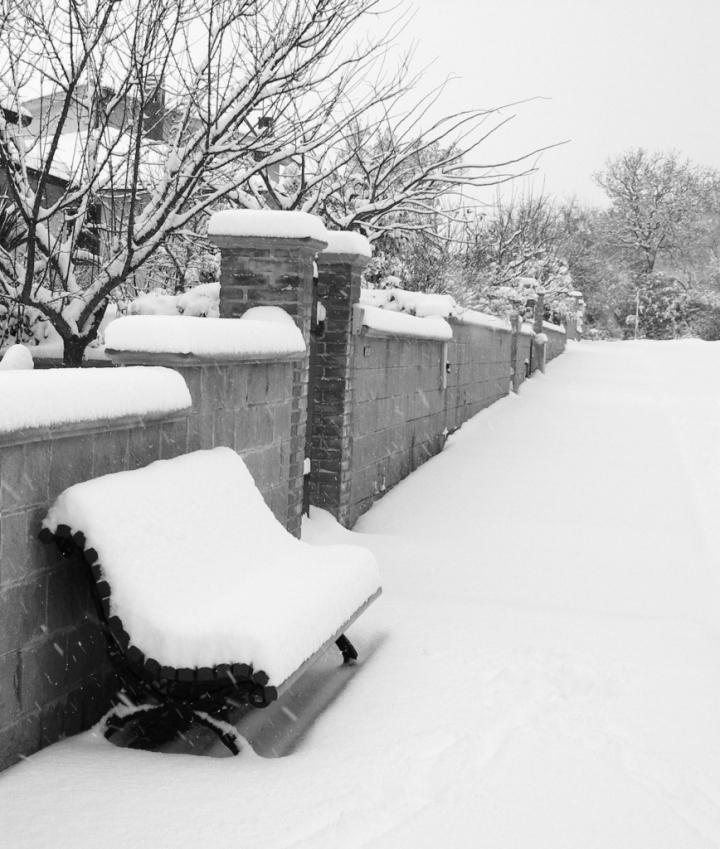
left=453, top=193, right=574, bottom=321
left=581, top=148, right=720, bottom=339
left=240, top=84, right=555, bottom=291
left=594, top=148, right=716, bottom=280
left=0, top=0, right=406, bottom=364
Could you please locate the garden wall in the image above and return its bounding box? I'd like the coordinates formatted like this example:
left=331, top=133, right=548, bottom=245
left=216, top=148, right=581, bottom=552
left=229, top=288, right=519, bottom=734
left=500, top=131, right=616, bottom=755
left=0, top=354, right=302, bottom=771
left=307, top=246, right=563, bottom=528
left=333, top=319, right=536, bottom=527
left=0, top=214, right=568, bottom=771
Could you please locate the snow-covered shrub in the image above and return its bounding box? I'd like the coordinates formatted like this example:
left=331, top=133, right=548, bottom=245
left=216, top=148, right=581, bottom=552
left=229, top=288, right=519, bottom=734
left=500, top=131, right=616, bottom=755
left=128, top=282, right=220, bottom=318
left=360, top=287, right=465, bottom=320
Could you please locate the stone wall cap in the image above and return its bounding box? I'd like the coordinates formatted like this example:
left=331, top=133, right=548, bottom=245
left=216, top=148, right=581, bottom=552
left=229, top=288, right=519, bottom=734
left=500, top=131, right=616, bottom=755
left=105, top=315, right=306, bottom=360
left=208, top=209, right=328, bottom=245
left=0, top=366, right=191, bottom=436
left=321, top=231, right=372, bottom=258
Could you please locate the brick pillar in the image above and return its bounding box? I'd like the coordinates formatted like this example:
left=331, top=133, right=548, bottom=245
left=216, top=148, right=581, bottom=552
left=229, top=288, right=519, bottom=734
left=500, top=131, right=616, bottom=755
left=310, top=234, right=371, bottom=527
left=567, top=291, right=584, bottom=340
left=208, top=212, right=327, bottom=537
left=532, top=289, right=547, bottom=374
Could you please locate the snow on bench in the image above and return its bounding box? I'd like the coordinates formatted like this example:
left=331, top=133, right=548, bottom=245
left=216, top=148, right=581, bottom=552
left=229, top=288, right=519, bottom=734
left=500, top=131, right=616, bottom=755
left=40, top=448, right=381, bottom=754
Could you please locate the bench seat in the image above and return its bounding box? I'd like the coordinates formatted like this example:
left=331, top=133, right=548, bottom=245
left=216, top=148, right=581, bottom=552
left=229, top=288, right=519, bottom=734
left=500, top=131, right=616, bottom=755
left=41, top=448, right=381, bottom=751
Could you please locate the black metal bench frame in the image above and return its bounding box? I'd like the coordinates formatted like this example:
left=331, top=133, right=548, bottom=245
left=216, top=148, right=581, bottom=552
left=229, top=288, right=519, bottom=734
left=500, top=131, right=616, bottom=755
left=40, top=523, right=379, bottom=755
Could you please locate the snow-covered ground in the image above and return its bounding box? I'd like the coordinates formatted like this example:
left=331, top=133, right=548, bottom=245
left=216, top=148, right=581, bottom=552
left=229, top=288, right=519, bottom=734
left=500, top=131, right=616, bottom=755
left=2, top=340, right=720, bottom=847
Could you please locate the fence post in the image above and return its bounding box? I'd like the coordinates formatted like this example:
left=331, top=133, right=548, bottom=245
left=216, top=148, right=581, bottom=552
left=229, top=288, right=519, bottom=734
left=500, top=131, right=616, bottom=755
left=208, top=211, right=327, bottom=537
left=510, top=314, right=522, bottom=392
left=311, top=232, right=371, bottom=527
left=532, top=289, right=547, bottom=374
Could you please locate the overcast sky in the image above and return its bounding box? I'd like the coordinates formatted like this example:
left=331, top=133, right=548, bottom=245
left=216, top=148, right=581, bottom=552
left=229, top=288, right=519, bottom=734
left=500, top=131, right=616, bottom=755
left=384, top=0, right=720, bottom=207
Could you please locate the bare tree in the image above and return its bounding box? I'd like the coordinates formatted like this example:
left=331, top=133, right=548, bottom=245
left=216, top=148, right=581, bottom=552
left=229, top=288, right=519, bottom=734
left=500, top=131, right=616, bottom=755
left=594, top=148, right=717, bottom=280
left=0, top=0, right=404, bottom=364
left=454, top=193, right=574, bottom=319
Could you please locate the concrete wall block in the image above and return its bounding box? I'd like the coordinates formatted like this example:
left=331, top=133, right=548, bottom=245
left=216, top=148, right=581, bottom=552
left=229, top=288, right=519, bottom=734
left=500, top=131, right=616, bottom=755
left=65, top=619, right=107, bottom=688
left=234, top=406, right=256, bottom=452
left=270, top=484, right=289, bottom=526
left=212, top=408, right=236, bottom=449
left=80, top=669, right=117, bottom=731
left=0, top=511, right=33, bottom=586
left=265, top=363, right=292, bottom=404
left=127, top=424, right=162, bottom=471
left=39, top=696, right=69, bottom=750
left=200, top=365, right=230, bottom=412
left=241, top=449, right=263, bottom=488
left=273, top=400, right=293, bottom=443
left=187, top=412, right=214, bottom=452
left=0, top=649, right=20, bottom=726
left=62, top=685, right=84, bottom=738
left=46, top=564, right=91, bottom=633
left=159, top=418, right=190, bottom=460
left=1, top=442, right=52, bottom=516
left=20, top=633, right=71, bottom=709
left=354, top=401, right=379, bottom=437
left=0, top=711, right=41, bottom=771
left=91, top=428, right=130, bottom=479
left=0, top=576, right=48, bottom=654
left=225, top=366, right=249, bottom=409
left=260, top=442, right=284, bottom=489
left=246, top=366, right=271, bottom=406
left=253, top=404, right=276, bottom=449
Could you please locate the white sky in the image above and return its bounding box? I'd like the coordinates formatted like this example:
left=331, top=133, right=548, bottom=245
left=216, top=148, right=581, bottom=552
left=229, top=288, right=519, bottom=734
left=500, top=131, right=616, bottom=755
left=382, top=0, right=720, bottom=207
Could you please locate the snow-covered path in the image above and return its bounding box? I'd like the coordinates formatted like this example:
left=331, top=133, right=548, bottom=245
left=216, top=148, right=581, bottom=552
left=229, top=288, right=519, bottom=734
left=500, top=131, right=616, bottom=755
left=2, top=340, right=720, bottom=848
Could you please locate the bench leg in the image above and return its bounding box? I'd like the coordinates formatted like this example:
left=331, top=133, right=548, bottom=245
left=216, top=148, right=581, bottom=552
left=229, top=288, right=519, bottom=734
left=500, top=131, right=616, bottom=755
left=193, top=711, right=242, bottom=756
left=103, top=703, right=242, bottom=755
left=335, top=634, right=358, bottom=664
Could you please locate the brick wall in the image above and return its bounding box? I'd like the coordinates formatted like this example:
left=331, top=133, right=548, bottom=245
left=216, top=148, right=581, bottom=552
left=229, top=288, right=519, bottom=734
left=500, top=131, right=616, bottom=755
left=543, top=322, right=567, bottom=363
left=307, top=248, right=563, bottom=528
left=346, top=321, right=533, bottom=526
left=0, top=416, right=169, bottom=770
left=0, top=355, right=299, bottom=771
left=210, top=233, right=324, bottom=537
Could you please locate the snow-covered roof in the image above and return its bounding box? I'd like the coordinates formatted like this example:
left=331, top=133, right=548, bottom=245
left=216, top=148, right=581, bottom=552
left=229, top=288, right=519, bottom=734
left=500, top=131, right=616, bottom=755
left=0, top=366, right=191, bottom=435
left=20, top=128, right=168, bottom=186
left=208, top=209, right=328, bottom=242
left=322, top=230, right=372, bottom=257
left=105, top=314, right=306, bottom=360
left=43, top=447, right=381, bottom=683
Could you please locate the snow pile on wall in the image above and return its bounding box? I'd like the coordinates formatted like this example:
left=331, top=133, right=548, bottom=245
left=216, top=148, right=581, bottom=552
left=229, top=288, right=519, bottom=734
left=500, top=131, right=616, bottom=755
left=105, top=314, right=305, bottom=359
left=358, top=286, right=517, bottom=336
left=43, top=447, right=381, bottom=684
left=0, top=367, right=191, bottom=434
left=0, top=345, right=34, bottom=370
left=358, top=304, right=453, bottom=341
left=208, top=209, right=328, bottom=243
left=128, top=283, right=220, bottom=318
left=360, top=288, right=461, bottom=319
left=322, top=231, right=372, bottom=257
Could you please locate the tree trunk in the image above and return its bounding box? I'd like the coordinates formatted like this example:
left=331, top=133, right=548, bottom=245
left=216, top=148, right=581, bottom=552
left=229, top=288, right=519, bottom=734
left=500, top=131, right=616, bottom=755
left=63, top=336, right=87, bottom=368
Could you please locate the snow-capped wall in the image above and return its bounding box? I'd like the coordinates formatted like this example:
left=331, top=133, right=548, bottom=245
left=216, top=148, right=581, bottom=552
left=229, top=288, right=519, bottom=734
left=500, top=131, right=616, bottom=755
left=357, top=305, right=453, bottom=342
left=208, top=209, right=328, bottom=242
left=105, top=314, right=305, bottom=360
left=0, top=367, right=191, bottom=435
left=322, top=231, right=372, bottom=257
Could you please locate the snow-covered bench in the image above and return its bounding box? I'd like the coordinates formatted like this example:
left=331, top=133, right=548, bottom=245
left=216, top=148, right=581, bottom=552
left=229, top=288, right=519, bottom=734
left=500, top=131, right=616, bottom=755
left=40, top=448, right=381, bottom=754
